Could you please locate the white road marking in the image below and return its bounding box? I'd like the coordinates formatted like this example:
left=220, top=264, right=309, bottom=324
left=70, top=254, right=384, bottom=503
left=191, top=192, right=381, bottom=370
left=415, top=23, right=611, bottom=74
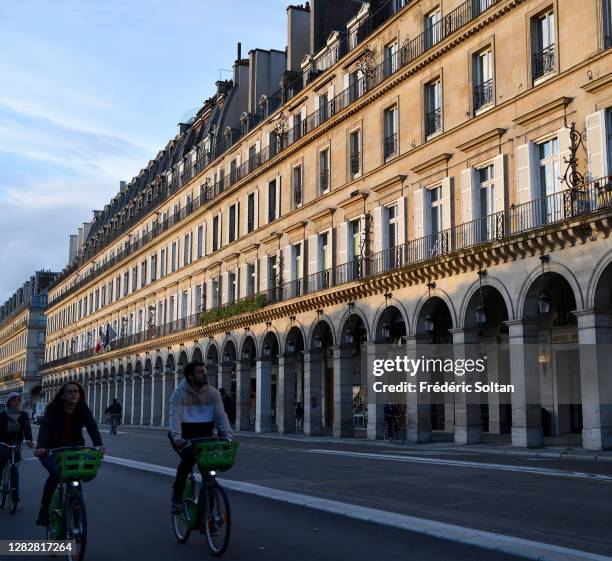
left=103, top=454, right=612, bottom=561
left=307, top=449, right=612, bottom=483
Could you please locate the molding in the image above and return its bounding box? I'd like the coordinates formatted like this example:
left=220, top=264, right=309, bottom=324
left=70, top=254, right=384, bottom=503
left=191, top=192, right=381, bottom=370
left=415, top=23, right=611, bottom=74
left=371, top=174, right=406, bottom=194
left=581, top=72, right=612, bottom=94
left=223, top=252, right=240, bottom=266
left=410, top=153, right=452, bottom=175
left=285, top=221, right=308, bottom=237
left=513, top=97, right=573, bottom=127
left=456, top=128, right=507, bottom=152
left=287, top=96, right=309, bottom=112
left=242, top=243, right=260, bottom=255
left=313, top=74, right=336, bottom=93
left=338, top=191, right=368, bottom=210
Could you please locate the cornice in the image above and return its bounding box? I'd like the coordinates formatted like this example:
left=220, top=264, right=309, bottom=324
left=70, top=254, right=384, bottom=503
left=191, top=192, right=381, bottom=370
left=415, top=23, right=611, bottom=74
left=410, top=153, right=452, bottom=175
left=513, top=97, right=573, bottom=127
left=456, top=128, right=506, bottom=152
left=371, top=174, right=406, bottom=193
left=581, top=72, right=612, bottom=94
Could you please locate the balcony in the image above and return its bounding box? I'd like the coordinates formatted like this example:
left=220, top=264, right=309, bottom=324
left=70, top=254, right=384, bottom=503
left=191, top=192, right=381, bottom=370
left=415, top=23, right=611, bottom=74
left=320, top=170, right=330, bottom=193
left=425, top=108, right=442, bottom=137
left=473, top=79, right=493, bottom=112
left=350, top=153, right=361, bottom=178
left=293, top=184, right=303, bottom=208
left=384, top=132, right=398, bottom=160
left=533, top=44, right=555, bottom=81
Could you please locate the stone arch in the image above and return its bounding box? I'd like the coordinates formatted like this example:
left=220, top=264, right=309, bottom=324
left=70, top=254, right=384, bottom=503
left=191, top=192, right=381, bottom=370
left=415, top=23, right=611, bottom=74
left=459, top=274, right=515, bottom=325
left=372, top=298, right=410, bottom=342
left=411, top=286, right=458, bottom=336
left=337, top=305, right=371, bottom=346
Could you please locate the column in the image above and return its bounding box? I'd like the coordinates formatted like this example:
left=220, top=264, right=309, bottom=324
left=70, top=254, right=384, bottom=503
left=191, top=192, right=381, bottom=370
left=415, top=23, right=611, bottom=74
left=162, top=367, right=174, bottom=427
left=575, top=310, right=612, bottom=450
left=365, top=342, right=384, bottom=440
left=218, top=363, right=232, bottom=392
left=152, top=368, right=163, bottom=425
left=277, top=354, right=296, bottom=434
left=90, top=383, right=96, bottom=417
left=451, top=328, right=483, bottom=445
left=255, top=358, right=272, bottom=432
left=235, top=360, right=251, bottom=431
left=332, top=347, right=353, bottom=438
left=405, top=336, right=432, bottom=443
left=206, top=363, right=219, bottom=389
left=123, top=376, right=131, bottom=425
left=506, top=320, right=542, bottom=448
left=304, top=351, right=323, bottom=436
left=485, top=344, right=501, bottom=434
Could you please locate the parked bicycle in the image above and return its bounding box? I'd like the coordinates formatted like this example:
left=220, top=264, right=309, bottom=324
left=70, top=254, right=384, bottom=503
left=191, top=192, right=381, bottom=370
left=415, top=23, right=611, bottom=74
left=171, top=437, right=239, bottom=556
left=384, top=414, right=407, bottom=444
left=0, top=442, right=20, bottom=514
left=44, top=446, right=104, bottom=561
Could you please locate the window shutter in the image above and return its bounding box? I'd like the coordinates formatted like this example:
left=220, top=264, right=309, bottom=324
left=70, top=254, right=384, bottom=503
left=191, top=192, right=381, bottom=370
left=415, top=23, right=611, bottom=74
left=460, top=168, right=477, bottom=223
left=206, top=280, right=213, bottom=310
left=516, top=142, right=537, bottom=204
left=239, top=264, right=247, bottom=298
left=222, top=271, right=229, bottom=304
left=557, top=127, right=572, bottom=190
left=255, top=188, right=259, bottom=229
left=493, top=154, right=506, bottom=213
left=283, top=246, right=292, bottom=283
left=396, top=196, right=406, bottom=246
left=313, top=94, right=319, bottom=114
left=373, top=206, right=383, bottom=253
left=260, top=256, right=268, bottom=293
left=255, top=139, right=261, bottom=153
left=275, top=176, right=281, bottom=219
left=219, top=211, right=223, bottom=248
left=308, top=235, right=318, bottom=275
left=413, top=189, right=425, bottom=239
left=236, top=201, right=240, bottom=238
left=300, top=105, right=307, bottom=124
left=343, top=73, right=350, bottom=91
left=586, top=110, right=608, bottom=181
left=338, top=222, right=348, bottom=265
left=441, top=178, right=452, bottom=231
left=328, top=83, right=335, bottom=101
left=202, top=222, right=207, bottom=257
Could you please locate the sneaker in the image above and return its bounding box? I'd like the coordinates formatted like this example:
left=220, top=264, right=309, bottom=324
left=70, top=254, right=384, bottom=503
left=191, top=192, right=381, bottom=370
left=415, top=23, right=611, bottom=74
left=36, top=507, right=49, bottom=526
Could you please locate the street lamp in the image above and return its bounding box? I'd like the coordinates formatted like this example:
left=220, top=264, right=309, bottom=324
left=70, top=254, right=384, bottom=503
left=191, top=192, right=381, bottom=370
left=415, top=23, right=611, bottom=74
left=286, top=336, right=296, bottom=353
left=344, top=327, right=354, bottom=345
left=381, top=292, right=392, bottom=341
left=537, top=255, right=551, bottom=316
left=476, top=270, right=487, bottom=327
left=263, top=342, right=272, bottom=358
left=424, top=281, right=436, bottom=335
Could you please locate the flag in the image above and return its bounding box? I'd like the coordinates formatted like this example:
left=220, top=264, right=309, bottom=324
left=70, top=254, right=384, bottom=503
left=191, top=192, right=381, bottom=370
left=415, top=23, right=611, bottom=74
left=104, top=323, right=116, bottom=351
left=95, top=326, right=104, bottom=353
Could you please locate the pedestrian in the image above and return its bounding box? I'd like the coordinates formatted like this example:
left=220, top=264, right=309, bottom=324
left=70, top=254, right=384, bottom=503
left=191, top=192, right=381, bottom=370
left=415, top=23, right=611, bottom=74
left=294, top=401, right=304, bottom=432
left=219, top=388, right=236, bottom=426
left=0, top=392, right=34, bottom=506
left=105, top=398, right=122, bottom=435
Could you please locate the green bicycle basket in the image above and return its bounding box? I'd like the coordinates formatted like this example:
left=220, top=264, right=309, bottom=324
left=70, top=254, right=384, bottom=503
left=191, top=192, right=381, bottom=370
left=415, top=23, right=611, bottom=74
left=55, top=450, right=103, bottom=482
left=194, top=440, right=238, bottom=472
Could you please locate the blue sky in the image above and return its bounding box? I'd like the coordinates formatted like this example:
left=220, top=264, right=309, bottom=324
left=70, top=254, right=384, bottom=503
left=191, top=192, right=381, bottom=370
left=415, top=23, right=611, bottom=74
left=0, top=0, right=289, bottom=302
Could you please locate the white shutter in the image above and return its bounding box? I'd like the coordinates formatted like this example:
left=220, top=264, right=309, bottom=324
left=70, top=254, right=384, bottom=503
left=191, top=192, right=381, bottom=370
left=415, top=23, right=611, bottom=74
left=275, top=176, right=281, bottom=218
left=206, top=280, right=213, bottom=310
left=236, top=201, right=240, bottom=238
left=300, top=106, right=307, bottom=124
left=460, top=168, right=477, bottom=223
left=308, top=235, right=318, bottom=275
left=239, top=264, right=247, bottom=298
left=328, top=83, right=335, bottom=101
left=396, top=196, right=406, bottom=245
left=283, top=246, right=292, bottom=283
left=202, top=222, right=207, bottom=257
left=313, top=94, right=319, bottom=114
left=441, top=178, right=452, bottom=231
left=493, top=154, right=506, bottom=213
left=255, top=139, right=261, bottom=153
left=222, top=271, right=229, bottom=304
left=413, top=189, right=425, bottom=239
left=516, top=142, right=538, bottom=204
left=338, top=222, right=348, bottom=265
left=558, top=127, right=572, bottom=190
left=254, top=188, right=259, bottom=229
left=329, top=227, right=335, bottom=267
left=373, top=206, right=383, bottom=253
left=343, top=73, right=350, bottom=91
left=219, top=211, right=223, bottom=248
left=586, top=110, right=608, bottom=181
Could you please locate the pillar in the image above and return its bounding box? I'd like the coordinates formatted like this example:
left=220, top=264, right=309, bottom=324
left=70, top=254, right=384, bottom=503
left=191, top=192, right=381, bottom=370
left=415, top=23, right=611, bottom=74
left=218, top=363, right=232, bottom=392
left=277, top=354, right=296, bottom=434
left=365, top=342, right=385, bottom=440
left=235, top=360, right=252, bottom=431
left=506, top=320, right=543, bottom=448
left=332, top=347, right=353, bottom=438
left=405, top=336, right=432, bottom=443
left=152, top=369, right=163, bottom=426
left=255, top=358, right=272, bottom=432
left=304, top=351, right=323, bottom=436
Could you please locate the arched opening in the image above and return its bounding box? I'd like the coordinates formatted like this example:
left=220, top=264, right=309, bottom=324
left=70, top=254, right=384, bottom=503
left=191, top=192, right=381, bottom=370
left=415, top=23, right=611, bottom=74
left=237, top=337, right=256, bottom=430
left=133, top=361, right=143, bottom=425
left=117, top=364, right=125, bottom=423
left=282, top=326, right=305, bottom=433
left=153, top=356, right=164, bottom=426
left=258, top=332, right=279, bottom=432
left=192, top=347, right=203, bottom=363
left=164, top=354, right=176, bottom=426
left=220, top=340, right=237, bottom=395
left=310, top=319, right=334, bottom=436
left=205, top=343, right=219, bottom=389
left=125, top=363, right=133, bottom=424
left=142, top=359, right=153, bottom=425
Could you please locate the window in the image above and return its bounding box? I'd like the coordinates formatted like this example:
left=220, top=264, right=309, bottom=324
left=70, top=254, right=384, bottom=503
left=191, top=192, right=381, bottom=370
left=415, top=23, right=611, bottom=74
left=181, top=291, right=188, bottom=319
left=383, top=106, right=398, bottom=160
left=320, top=148, right=330, bottom=193
left=384, top=41, right=399, bottom=78
left=171, top=241, right=177, bottom=272
left=228, top=271, right=236, bottom=304
left=131, top=266, right=138, bottom=292
left=183, top=233, right=191, bottom=266
left=229, top=204, right=237, bottom=242
left=349, top=130, right=361, bottom=178
left=473, top=49, right=493, bottom=112
left=387, top=204, right=398, bottom=250
left=607, top=109, right=612, bottom=174
left=425, top=79, right=442, bottom=137
left=211, top=279, right=220, bottom=308
left=293, top=165, right=303, bottom=208
left=292, top=112, right=303, bottom=142
left=123, top=272, right=129, bottom=296
left=247, top=193, right=255, bottom=232
left=532, top=9, right=555, bottom=81
left=137, top=309, right=143, bottom=333
left=248, top=145, right=258, bottom=173
left=350, top=220, right=361, bottom=261
left=424, top=8, right=442, bottom=49
left=268, top=255, right=278, bottom=296
left=472, top=0, right=494, bottom=16
left=268, top=180, right=277, bottom=222
left=107, top=282, right=113, bottom=304
left=197, top=225, right=204, bottom=258
left=160, top=248, right=167, bottom=277
left=319, top=93, right=329, bottom=123
left=212, top=216, right=219, bottom=252
left=230, top=159, right=238, bottom=183
left=430, top=186, right=443, bottom=235
left=141, top=260, right=147, bottom=288
left=247, top=262, right=256, bottom=296
left=478, top=165, right=496, bottom=240
left=194, top=285, right=203, bottom=313
left=269, top=131, right=279, bottom=157
left=168, top=296, right=175, bottom=323
left=173, top=203, right=180, bottom=222
left=537, top=137, right=562, bottom=222
left=605, top=0, right=612, bottom=49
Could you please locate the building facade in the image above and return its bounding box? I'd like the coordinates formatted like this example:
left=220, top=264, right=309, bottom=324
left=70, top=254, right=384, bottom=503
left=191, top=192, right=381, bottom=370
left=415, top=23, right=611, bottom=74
left=41, top=0, right=612, bottom=450
left=0, top=272, right=58, bottom=409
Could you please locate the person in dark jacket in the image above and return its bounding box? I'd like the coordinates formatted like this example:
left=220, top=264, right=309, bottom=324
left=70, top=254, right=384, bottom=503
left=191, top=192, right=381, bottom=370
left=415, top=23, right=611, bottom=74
left=34, top=381, right=103, bottom=526
left=0, top=392, right=33, bottom=504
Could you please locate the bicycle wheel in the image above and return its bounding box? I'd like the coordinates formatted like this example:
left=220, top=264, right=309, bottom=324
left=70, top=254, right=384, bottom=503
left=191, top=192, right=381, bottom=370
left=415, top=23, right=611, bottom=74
left=9, top=465, right=18, bottom=514
left=65, top=492, right=87, bottom=561
left=203, top=483, right=231, bottom=556
left=171, top=499, right=194, bottom=543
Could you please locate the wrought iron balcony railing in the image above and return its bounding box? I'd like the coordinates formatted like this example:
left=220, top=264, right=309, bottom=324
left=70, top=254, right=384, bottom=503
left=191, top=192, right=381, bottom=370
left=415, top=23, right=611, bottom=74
left=384, top=133, right=398, bottom=159
left=350, top=153, right=361, bottom=177
left=43, top=178, right=612, bottom=372
left=533, top=44, right=555, bottom=80
left=320, top=170, right=330, bottom=193
left=425, top=108, right=442, bottom=137
left=473, top=78, right=493, bottom=111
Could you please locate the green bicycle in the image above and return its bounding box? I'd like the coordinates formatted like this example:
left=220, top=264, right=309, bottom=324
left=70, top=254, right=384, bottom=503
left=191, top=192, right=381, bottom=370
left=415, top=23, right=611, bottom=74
left=171, top=437, right=238, bottom=556
left=0, top=442, right=19, bottom=514
left=45, top=447, right=104, bottom=561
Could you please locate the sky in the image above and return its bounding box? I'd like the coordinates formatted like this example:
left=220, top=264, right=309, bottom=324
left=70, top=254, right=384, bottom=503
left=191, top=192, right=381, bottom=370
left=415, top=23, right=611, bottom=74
left=0, top=0, right=289, bottom=302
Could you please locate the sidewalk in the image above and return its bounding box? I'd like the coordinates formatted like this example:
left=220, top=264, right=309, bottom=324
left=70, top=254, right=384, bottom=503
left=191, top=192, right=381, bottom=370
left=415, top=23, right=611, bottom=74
left=109, top=423, right=612, bottom=463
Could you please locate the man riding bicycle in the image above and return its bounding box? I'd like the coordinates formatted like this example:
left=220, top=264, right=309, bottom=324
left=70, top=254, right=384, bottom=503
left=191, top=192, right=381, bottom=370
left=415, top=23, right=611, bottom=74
left=105, top=399, right=122, bottom=435
left=168, top=361, right=232, bottom=507
left=0, top=392, right=33, bottom=506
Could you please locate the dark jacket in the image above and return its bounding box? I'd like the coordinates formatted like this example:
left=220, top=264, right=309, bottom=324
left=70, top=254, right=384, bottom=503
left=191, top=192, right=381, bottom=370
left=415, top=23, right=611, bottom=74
left=37, top=402, right=103, bottom=449
left=0, top=411, right=32, bottom=445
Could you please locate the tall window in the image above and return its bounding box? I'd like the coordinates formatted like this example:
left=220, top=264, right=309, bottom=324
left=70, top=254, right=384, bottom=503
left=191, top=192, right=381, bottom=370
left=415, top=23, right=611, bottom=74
left=194, top=285, right=203, bottom=313
left=268, top=255, right=278, bottom=298
left=171, top=241, right=177, bottom=272
left=123, top=272, right=129, bottom=296
left=211, top=279, right=219, bottom=308
left=248, top=145, right=257, bottom=172
left=383, top=106, right=398, bottom=159
left=532, top=9, right=555, bottom=81
left=293, top=165, right=303, bottom=208
left=268, top=180, right=277, bottom=222
left=319, top=232, right=331, bottom=271
left=293, top=112, right=303, bottom=142
left=425, top=79, right=442, bottom=137
left=169, top=296, right=175, bottom=323
left=151, top=254, right=157, bottom=282
left=384, top=41, right=399, bottom=78
left=228, top=271, right=236, bottom=304
left=473, top=49, right=493, bottom=112
left=387, top=204, right=398, bottom=249
left=229, top=204, right=237, bottom=242
left=140, top=260, right=147, bottom=288
left=115, top=276, right=121, bottom=300
left=212, top=215, right=219, bottom=252
left=605, top=0, right=612, bottom=49
left=320, top=148, right=330, bottom=193
left=424, top=7, right=442, bottom=49
left=183, top=233, right=191, bottom=266
left=349, top=130, right=361, bottom=178
left=319, top=93, right=329, bottom=123
left=131, top=266, right=138, bottom=292
left=230, top=159, right=238, bottom=183
left=478, top=165, right=496, bottom=240
left=537, top=137, right=562, bottom=222
left=181, top=291, right=188, bottom=318
left=430, top=186, right=443, bottom=235
left=247, top=193, right=255, bottom=232
left=160, top=248, right=167, bottom=277
left=247, top=262, right=256, bottom=296
left=197, top=225, right=204, bottom=258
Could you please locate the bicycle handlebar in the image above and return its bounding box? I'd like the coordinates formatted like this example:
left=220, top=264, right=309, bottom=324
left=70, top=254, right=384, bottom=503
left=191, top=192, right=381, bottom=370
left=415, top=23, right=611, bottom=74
left=0, top=442, right=17, bottom=449
left=178, top=437, right=232, bottom=452
left=47, top=446, right=104, bottom=455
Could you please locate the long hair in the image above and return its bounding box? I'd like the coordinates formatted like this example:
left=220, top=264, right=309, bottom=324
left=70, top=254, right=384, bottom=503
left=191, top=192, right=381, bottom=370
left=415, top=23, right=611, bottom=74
left=46, top=381, right=87, bottom=414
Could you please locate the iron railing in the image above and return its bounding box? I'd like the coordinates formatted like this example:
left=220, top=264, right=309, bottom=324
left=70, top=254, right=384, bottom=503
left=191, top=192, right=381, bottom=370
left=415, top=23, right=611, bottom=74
left=44, top=178, right=612, bottom=371
left=533, top=44, right=555, bottom=80
left=425, top=108, right=442, bottom=137
left=473, top=79, right=493, bottom=111
left=320, top=170, right=330, bottom=193
left=350, top=152, right=361, bottom=177
left=384, top=133, right=398, bottom=159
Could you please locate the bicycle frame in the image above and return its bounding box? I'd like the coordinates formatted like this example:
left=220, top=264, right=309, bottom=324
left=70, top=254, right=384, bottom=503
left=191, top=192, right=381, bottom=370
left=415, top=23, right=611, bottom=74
left=0, top=443, right=18, bottom=504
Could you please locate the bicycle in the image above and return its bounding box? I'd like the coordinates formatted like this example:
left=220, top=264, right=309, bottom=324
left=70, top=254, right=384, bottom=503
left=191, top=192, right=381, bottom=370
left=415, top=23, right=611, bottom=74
left=0, top=442, right=20, bottom=515
left=109, top=415, right=120, bottom=435
left=384, top=414, right=407, bottom=445
left=171, top=437, right=239, bottom=556
left=45, top=446, right=104, bottom=561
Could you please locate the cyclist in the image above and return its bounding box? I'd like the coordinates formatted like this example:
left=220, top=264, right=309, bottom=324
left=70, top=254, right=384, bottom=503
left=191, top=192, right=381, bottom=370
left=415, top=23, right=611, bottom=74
left=168, top=361, right=232, bottom=507
left=105, top=398, right=122, bottom=435
left=34, top=381, right=103, bottom=526
left=0, top=392, right=34, bottom=506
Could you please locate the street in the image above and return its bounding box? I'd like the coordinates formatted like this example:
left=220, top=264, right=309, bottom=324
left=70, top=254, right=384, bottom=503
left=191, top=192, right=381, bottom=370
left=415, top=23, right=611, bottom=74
left=1, top=426, right=611, bottom=561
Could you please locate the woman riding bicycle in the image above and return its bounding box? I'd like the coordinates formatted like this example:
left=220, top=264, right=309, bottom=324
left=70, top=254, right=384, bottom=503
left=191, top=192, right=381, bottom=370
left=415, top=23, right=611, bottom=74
left=34, top=381, right=103, bottom=526
left=0, top=392, right=33, bottom=506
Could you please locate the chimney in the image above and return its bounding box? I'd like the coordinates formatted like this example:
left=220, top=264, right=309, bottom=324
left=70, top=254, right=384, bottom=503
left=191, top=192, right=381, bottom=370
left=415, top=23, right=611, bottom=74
left=287, top=3, right=311, bottom=72
left=119, top=180, right=127, bottom=193
left=68, top=234, right=78, bottom=264
left=237, top=42, right=242, bottom=62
